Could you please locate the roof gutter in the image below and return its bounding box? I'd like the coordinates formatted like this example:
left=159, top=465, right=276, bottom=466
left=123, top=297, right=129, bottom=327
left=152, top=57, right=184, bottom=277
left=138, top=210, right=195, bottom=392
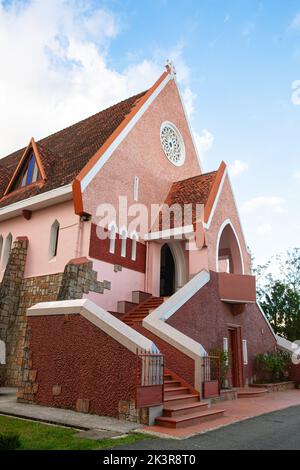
left=0, top=184, right=73, bottom=222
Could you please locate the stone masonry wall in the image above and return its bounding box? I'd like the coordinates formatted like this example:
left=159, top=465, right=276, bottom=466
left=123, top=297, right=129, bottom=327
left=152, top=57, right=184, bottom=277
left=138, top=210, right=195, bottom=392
left=0, top=243, right=111, bottom=388
left=0, top=237, right=29, bottom=385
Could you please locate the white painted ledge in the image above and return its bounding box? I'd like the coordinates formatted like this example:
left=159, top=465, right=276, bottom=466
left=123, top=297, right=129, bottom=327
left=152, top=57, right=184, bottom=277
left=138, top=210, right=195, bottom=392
left=143, top=270, right=210, bottom=391
left=27, top=299, right=158, bottom=355
left=276, top=335, right=296, bottom=354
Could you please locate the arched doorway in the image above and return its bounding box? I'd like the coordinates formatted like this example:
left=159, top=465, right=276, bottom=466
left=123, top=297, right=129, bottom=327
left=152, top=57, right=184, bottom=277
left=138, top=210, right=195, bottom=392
left=160, top=244, right=175, bottom=297
left=216, top=220, right=244, bottom=274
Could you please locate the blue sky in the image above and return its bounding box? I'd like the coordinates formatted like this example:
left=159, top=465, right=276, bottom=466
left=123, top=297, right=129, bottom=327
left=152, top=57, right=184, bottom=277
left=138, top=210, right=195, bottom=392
left=0, top=0, right=299, bottom=267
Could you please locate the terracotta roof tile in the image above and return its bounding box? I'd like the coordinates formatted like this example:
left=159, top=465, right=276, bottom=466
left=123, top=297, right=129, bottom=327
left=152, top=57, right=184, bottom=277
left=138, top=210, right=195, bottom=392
left=0, top=91, right=147, bottom=209
left=158, top=171, right=218, bottom=230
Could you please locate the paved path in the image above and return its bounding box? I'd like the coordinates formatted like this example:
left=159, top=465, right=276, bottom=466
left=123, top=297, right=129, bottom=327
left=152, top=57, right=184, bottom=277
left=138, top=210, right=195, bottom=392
left=0, top=388, right=140, bottom=434
left=115, top=405, right=300, bottom=450
left=141, top=388, right=300, bottom=438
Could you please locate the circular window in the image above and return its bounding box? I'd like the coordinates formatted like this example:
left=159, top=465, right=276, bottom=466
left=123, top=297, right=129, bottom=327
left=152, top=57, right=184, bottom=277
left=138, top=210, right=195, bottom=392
left=160, top=122, right=185, bottom=167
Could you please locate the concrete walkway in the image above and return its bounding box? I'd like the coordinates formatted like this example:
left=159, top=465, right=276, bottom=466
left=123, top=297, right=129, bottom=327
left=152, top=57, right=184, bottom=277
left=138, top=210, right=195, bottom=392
left=116, top=405, right=300, bottom=450
left=141, top=388, right=300, bottom=439
left=0, top=388, right=141, bottom=433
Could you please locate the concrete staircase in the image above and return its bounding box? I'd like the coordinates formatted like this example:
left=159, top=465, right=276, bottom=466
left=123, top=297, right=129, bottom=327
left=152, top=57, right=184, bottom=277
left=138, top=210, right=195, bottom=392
left=122, top=295, right=165, bottom=326
left=237, top=388, right=268, bottom=398
left=155, top=369, right=225, bottom=429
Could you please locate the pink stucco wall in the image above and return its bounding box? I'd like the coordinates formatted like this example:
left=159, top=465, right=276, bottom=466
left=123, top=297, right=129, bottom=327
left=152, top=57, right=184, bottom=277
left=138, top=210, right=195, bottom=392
left=85, top=259, right=145, bottom=312
left=0, top=200, right=90, bottom=280
left=205, top=175, right=252, bottom=275
left=82, top=79, right=201, bottom=232
left=81, top=78, right=203, bottom=303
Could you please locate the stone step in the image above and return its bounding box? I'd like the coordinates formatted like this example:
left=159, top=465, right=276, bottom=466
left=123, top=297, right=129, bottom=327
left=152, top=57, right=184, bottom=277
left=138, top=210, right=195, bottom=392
left=164, top=386, right=190, bottom=397
left=163, top=401, right=208, bottom=418
left=163, top=393, right=200, bottom=406
left=155, top=408, right=225, bottom=429
left=164, top=380, right=181, bottom=388
left=237, top=388, right=268, bottom=398
left=117, top=300, right=138, bottom=314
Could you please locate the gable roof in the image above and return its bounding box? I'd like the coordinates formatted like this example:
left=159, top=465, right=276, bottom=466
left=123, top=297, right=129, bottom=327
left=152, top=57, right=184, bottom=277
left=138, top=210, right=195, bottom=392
left=0, top=91, right=147, bottom=210
left=157, top=161, right=227, bottom=231
left=157, top=170, right=217, bottom=230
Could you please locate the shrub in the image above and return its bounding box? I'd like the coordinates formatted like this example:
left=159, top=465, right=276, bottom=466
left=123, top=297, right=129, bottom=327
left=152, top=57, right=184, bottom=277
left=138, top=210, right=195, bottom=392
left=254, top=351, right=292, bottom=383
left=209, top=348, right=231, bottom=389
left=0, top=433, right=21, bottom=451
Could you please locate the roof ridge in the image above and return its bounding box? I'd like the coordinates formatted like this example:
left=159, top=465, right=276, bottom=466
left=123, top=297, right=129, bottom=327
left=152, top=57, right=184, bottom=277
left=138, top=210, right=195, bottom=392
left=172, top=170, right=218, bottom=185
left=0, top=90, right=147, bottom=163
left=38, top=90, right=147, bottom=146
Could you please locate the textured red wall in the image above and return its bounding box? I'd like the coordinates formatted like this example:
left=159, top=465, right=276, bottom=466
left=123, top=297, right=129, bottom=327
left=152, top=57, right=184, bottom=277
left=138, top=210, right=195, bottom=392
left=89, top=223, right=146, bottom=273
left=290, top=364, right=300, bottom=385
left=167, top=271, right=277, bottom=383
left=28, top=314, right=137, bottom=417
left=134, top=325, right=195, bottom=386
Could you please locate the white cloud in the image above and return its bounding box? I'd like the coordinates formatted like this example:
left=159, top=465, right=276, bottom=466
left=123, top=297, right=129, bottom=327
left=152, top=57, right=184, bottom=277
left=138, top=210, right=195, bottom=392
left=291, top=12, right=300, bottom=30
left=241, top=196, right=285, bottom=214
left=293, top=171, right=300, bottom=180
left=193, top=129, right=214, bottom=160
left=242, top=22, right=255, bottom=37
left=229, top=160, right=249, bottom=177
left=0, top=0, right=195, bottom=158
left=256, top=223, right=272, bottom=235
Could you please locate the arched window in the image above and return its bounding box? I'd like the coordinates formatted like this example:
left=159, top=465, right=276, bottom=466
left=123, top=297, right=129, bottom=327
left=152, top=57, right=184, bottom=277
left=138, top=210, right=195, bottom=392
left=0, top=236, right=3, bottom=261
left=49, top=220, right=60, bottom=259
left=131, top=232, right=138, bottom=261
left=2, top=233, right=12, bottom=270
left=120, top=227, right=127, bottom=258
left=0, top=340, right=6, bottom=365
left=109, top=222, right=117, bottom=254
left=216, top=220, right=244, bottom=274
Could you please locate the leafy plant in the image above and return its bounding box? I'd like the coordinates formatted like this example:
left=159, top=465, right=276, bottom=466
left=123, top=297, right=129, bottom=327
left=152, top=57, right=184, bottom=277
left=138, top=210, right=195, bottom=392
left=209, top=347, right=231, bottom=389
left=0, top=433, right=21, bottom=450
left=254, top=351, right=292, bottom=383
left=254, top=248, right=300, bottom=342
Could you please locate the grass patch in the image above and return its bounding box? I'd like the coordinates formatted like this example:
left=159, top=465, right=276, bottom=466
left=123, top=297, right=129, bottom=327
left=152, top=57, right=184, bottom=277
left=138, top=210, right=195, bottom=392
left=0, top=415, right=148, bottom=450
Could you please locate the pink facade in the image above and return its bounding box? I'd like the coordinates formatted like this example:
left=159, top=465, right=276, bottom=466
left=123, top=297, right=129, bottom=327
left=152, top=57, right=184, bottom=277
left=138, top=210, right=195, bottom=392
left=0, top=200, right=90, bottom=281
left=0, top=67, right=284, bottom=428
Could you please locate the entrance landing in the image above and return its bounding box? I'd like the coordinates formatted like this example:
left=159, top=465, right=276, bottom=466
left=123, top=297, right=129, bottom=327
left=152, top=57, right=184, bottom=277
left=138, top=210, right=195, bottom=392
left=142, top=388, right=300, bottom=439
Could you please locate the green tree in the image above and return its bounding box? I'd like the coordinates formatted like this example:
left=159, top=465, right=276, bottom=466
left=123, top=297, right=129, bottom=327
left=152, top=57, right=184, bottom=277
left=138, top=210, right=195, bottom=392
left=256, top=248, right=300, bottom=342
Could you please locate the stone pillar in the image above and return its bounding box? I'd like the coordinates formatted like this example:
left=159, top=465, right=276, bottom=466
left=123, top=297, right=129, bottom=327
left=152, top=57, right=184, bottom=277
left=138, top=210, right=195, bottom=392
left=57, top=257, right=110, bottom=300
left=0, top=237, right=28, bottom=385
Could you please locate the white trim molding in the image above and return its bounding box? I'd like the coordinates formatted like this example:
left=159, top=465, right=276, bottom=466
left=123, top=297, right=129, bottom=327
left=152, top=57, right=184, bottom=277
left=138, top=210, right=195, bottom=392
left=144, top=225, right=194, bottom=241
left=28, top=299, right=159, bottom=355
left=81, top=73, right=172, bottom=191
left=203, top=168, right=227, bottom=230
left=257, top=302, right=277, bottom=340
left=0, top=184, right=73, bottom=222
left=215, top=218, right=245, bottom=274
left=143, top=270, right=210, bottom=392
left=276, top=335, right=296, bottom=354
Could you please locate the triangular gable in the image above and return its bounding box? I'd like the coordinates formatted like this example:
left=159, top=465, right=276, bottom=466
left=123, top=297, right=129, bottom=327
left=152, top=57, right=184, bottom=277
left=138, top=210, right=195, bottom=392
left=4, top=138, right=46, bottom=196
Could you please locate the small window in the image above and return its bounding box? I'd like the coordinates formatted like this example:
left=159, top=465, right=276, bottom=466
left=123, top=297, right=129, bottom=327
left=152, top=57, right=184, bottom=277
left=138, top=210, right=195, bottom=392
left=131, top=232, right=138, bottom=261
left=11, top=152, right=41, bottom=192
left=242, top=339, right=248, bottom=365
left=134, top=176, right=139, bottom=202
left=120, top=228, right=127, bottom=258
left=2, top=233, right=12, bottom=270
left=49, top=220, right=60, bottom=259
left=109, top=223, right=116, bottom=254
left=0, top=236, right=3, bottom=261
